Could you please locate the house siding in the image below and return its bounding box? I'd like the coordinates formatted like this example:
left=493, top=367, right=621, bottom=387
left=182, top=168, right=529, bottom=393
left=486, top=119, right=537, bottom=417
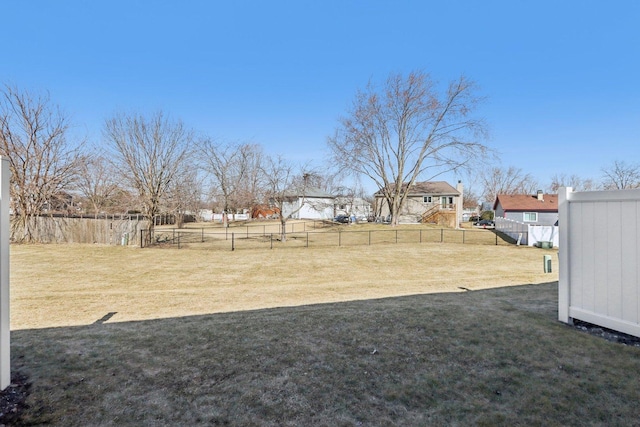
left=282, top=197, right=334, bottom=220
left=376, top=197, right=444, bottom=220
left=375, top=196, right=458, bottom=224
left=374, top=181, right=462, bottom=225
left=501, top=210, right=558, bottom=226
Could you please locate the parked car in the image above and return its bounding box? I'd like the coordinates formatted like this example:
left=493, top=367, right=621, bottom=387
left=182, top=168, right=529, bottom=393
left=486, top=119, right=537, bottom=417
left=474, top=219, right=495, bottom=228
left=334, top=215, right=350, bottom=223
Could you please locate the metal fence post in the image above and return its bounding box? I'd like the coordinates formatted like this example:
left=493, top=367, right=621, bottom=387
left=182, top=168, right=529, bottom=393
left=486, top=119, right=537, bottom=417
left=232, top=233, right=235, bottom=251
left=441, top=229, right=444, bottom=243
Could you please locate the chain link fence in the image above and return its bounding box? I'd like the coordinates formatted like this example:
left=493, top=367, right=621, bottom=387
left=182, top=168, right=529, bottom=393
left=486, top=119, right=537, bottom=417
left=141, top=222, right=515, bottom=250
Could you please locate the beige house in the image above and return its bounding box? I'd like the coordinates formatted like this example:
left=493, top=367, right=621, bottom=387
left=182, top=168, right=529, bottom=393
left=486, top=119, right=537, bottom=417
left=374, top=181, right=463, bottom=227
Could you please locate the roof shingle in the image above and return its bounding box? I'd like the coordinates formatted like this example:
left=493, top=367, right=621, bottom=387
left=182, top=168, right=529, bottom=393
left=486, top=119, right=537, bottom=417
left=375, top=181, right=459, bottom=196
left=494, top=194, right=558, bottom=212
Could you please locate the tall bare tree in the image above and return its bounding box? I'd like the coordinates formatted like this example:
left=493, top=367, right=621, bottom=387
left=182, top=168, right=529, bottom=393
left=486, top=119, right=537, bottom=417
left=479, top=166, right=538, bottom=205
left=0, top=85, right=85, bottom=242
left=75, top=154, right=120, bottom=217
left=165, top=167, right=202, bottom=228
left=601, top=160, right=640, bottom=190
left=328, top=71, right=488, bottom=226
left=103, top=111, right=193, bottom=241
left=200, top=140, right=263, bottom=222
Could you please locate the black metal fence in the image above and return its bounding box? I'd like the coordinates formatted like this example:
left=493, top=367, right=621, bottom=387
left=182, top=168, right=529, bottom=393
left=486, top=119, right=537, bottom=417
left=140, top=224, right=513, bottom=250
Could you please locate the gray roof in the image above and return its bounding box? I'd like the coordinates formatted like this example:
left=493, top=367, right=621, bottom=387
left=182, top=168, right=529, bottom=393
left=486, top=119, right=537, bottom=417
left=375, top=181, right=459, bottom=196
left=285, top=187, right=334, bottom=198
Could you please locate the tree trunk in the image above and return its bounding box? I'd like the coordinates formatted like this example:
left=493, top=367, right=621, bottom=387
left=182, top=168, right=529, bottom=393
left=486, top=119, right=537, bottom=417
left=280, top=217, right=287, bottom=242
left=176, top=212, right=185, bottom=229
left=389, top=197, right=401, bottom=227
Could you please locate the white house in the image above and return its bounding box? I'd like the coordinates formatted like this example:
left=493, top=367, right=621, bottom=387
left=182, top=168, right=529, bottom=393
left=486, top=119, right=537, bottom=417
left=281, top=187, right=335, bottom=220
left=334, top=196, right=372, bottom=219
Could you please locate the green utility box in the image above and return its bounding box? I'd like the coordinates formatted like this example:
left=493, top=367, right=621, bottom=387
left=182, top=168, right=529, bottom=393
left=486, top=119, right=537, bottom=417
left=543, top=254, right=552, bottom=273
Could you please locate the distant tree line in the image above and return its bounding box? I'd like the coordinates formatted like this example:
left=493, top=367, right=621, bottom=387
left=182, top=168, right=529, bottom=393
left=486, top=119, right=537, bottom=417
left=1, top=75, right=636, bottom=241
left=0, top=84, right=361, bottom=242
left=462, top=161, right=640, bottom=211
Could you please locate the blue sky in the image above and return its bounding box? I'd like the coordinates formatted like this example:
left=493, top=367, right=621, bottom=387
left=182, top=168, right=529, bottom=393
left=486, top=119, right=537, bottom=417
left=2, top=1, right=639, bottom=194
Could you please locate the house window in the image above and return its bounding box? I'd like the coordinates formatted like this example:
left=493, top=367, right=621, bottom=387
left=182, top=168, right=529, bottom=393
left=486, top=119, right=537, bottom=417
left=523, top=212, right=538, bottom=222
left=423, top=196, right=432, bottom=203
left=441, top=196, right=454, bottom=208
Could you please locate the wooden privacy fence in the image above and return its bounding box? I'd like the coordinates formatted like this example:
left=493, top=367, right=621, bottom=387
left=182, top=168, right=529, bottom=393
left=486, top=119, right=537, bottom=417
left=558, top=187, right=640, bottom=337
left=11, top=215, right=148, bottom=245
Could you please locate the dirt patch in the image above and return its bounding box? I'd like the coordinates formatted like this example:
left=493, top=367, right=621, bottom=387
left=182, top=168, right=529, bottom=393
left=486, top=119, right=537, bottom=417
left=0, top=372, right=30, bottom=426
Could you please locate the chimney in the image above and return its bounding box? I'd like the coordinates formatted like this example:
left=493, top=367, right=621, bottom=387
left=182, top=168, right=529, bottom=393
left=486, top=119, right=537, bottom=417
left=537, top=190, right=544, bottom=201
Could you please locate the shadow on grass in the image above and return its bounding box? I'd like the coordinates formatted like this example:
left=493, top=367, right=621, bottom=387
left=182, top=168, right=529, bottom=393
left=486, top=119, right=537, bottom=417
left=9, top=281, right=640, bottom=426
left=93, top=312, right=118, bottom=325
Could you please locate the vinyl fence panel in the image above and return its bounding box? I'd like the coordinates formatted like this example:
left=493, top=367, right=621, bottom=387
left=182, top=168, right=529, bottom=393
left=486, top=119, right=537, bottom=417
left=559, top=187, right=640, bottom=337
left=0, top=158, right=9, bottom=390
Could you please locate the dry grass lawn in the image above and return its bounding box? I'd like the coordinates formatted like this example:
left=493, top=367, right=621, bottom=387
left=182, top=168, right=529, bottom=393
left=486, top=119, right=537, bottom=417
left=7, top=242, right=640, bottom=425
left=12, top=242, right=553, bottom=329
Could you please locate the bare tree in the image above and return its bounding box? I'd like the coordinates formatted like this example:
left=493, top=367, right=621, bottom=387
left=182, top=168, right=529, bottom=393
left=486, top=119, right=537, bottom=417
left=200, top=140, right=263, bottom=222
left=601, top=160, right=640, bottom=190
left=462, top=187, right=480, bottom=210
left=75, top=154, right=120, bottom=217
left=0, top=85, right=85, bottom=242
left=233, top=144, right=265, bottom=214
left=548, top=173, right=597, bottom=193
left=328, top=71, right=488, bottom=226
left=165, top=167, right=202, bottom=228
left=479, top=166, right=538, bottom=205
left=261, top=155, right=315, bottom=241
left=103, top=111, right=193, bottom=241
left=333, top=182, right=371, bottom=220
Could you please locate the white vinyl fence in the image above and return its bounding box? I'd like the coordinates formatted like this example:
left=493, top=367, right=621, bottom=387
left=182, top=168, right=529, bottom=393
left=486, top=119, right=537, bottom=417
left=558, top=187, right=640, bottom=337
left=495, top=217, right=559, bottom=247
left=198, top=210, right=249, bottom=222
left=1, top=158, right=9, bottom=390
